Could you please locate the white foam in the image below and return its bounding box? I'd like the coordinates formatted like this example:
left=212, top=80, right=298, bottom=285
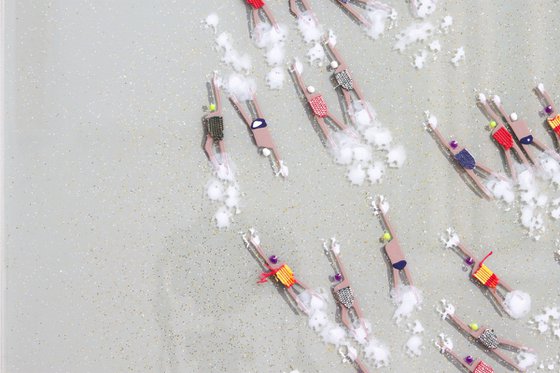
left=391, top=285, right=423, bottom=322
left=347, top=164, right=367, bottom=185
left=492, top=95, right=501, bottom=105
left=376, top=195, right=390, bottom=214
left=538, top=154, right=560, bottom=187
left=437, top=299, right=455, bottom=319
left=394, top=22, right=435, bottom=52
left=504, top=290, right=532, bottom=319
left=276, top=160, right=289, bottom=178
left=551, top=198, right=560, bottom=219
left=225, top=73, right=256, bottom=101
left=518, top=169, right=545, bottom=238
left=215, top=32, right=252, bottom=73
left=266, top=67, right=285, bottom=90
left=405, top=335, right=423, bottom=357
left=440, top=15, right=453, bottom=33
left=252, top=23, right=287, bottom=65
left=414, top=0, right=437, bottom=18
left=531, top=307, right=560, bottom=334
left=441, top=227, right=460, bottom=248
left=450, top=47, right=465, bottom=66
left=408, top=320, right=424, bottom=334
left=363, top=339, right=391, bottom=367
left=297, top=11, right=323, bottom=44
left=353, top=145, right=373, bottom=164
left=435, top=333, right=454, bottom=353
left=478, top=93, right=487, bottom=102
left=424, top=110, right=438, bottom=129
left=204, top=13, right=220, bottom=33
left=367, top=162, right=386, bottom=184
left=327, top=29, right=337, bottom=46
left=486, top=178, right=515, bottom=205
left=307, top=43, right=326, bottom=66
left=215, top=206, right=233, bottom=228
left=429, top=40, right=441, bottom=52
left=298, top=289, right=351, bottom=348
left=224, top=184, right=240, bottom=210
left=364, top=5, right=396, bottom=40
left=207, top=162, right=241, bottom=229
left=387, top=145, right=407, bottom=168
left=538, top=83, right=545, bottom=93
left=206, top=179, right=225, bottom=201
left=517, top=352, right=538, bottom=370
left=364, top=127, right=392, bottom=150
left=413, top=50, right=428, bottom=69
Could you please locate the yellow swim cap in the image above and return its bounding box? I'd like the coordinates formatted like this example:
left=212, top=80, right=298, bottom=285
left=489, top=121, right=497, bottom=129
left=382, top=232, right=392, bottom=241
left=469, top=323, right=479, bottom=331
left=209, top=104, right=216, bottom=112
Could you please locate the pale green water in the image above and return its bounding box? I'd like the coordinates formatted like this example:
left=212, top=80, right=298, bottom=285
left=4, top=1, right=560, bottom=372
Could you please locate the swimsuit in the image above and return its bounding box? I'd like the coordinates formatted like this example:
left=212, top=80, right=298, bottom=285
left=547, top=114, right=560, bottom=135
left=309, top=95, right=329, bottom=118
left=334, top=70, right=354, bottom=91
left=454, top=149, right=476, bottom=170
left=258, top=264, right=297, bottom=288
left=251, top=118, right=268, bottom=129
left=491, top=127, right=513, bottom=150
left=520, top=135, right=533, bottom=145
left=206, top=116, right=224, bottom=141
left=336, top=286, right=355, bottom=309
left=472, top=264, right=499, bottom=288
left=392, top=260, right=407, bottom=270
left=478, top=329, right=499, bottom=349
left=247, top=0, right=265, bottom=9
left=473, top=361, right=494, bottom=373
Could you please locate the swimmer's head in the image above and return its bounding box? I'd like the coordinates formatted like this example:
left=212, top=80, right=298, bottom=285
left=330, top=60, right=339, bottom=69
left=510, top=112, right=518, bottom=121
left=381, top=231, right=392, bottom=242
left=449, top=140, right=459, bottom=149
left=307, top=86, right=316, bottom=94
left=489, top=121, right=497, bottom=129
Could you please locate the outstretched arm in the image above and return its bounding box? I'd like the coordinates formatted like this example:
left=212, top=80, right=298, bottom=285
left=289, top=63, right=308, bottom=96
left=379, top=209, right=397, bottom=238
left=429, top=126, right=452, bottom=152
left=477, top=95, right=502, bottom=124
left=447, top=313, right=474, bottom=336
left=536, top=84, right=557, bottom=115
left=229, top=96, right=252, bottom=128
left=212, top=73, right=222, bottom=115
left=456, top=243, right=478, bottom=263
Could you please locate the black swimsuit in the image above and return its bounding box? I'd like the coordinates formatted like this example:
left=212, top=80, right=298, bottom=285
left=393, top=260, right=407, bottom=270
left=520, top=135, right=533, bottom=145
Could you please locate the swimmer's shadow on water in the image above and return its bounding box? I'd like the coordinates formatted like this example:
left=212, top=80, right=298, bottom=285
left=243, top=236, right=302, bottom=316
left=449, top=246, right=505, bottom=317
left=327, top=0, right=366, bottom=28
left=426, top=128, right=490, bottom=200
left=329, top=75, right=355, bottom=126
